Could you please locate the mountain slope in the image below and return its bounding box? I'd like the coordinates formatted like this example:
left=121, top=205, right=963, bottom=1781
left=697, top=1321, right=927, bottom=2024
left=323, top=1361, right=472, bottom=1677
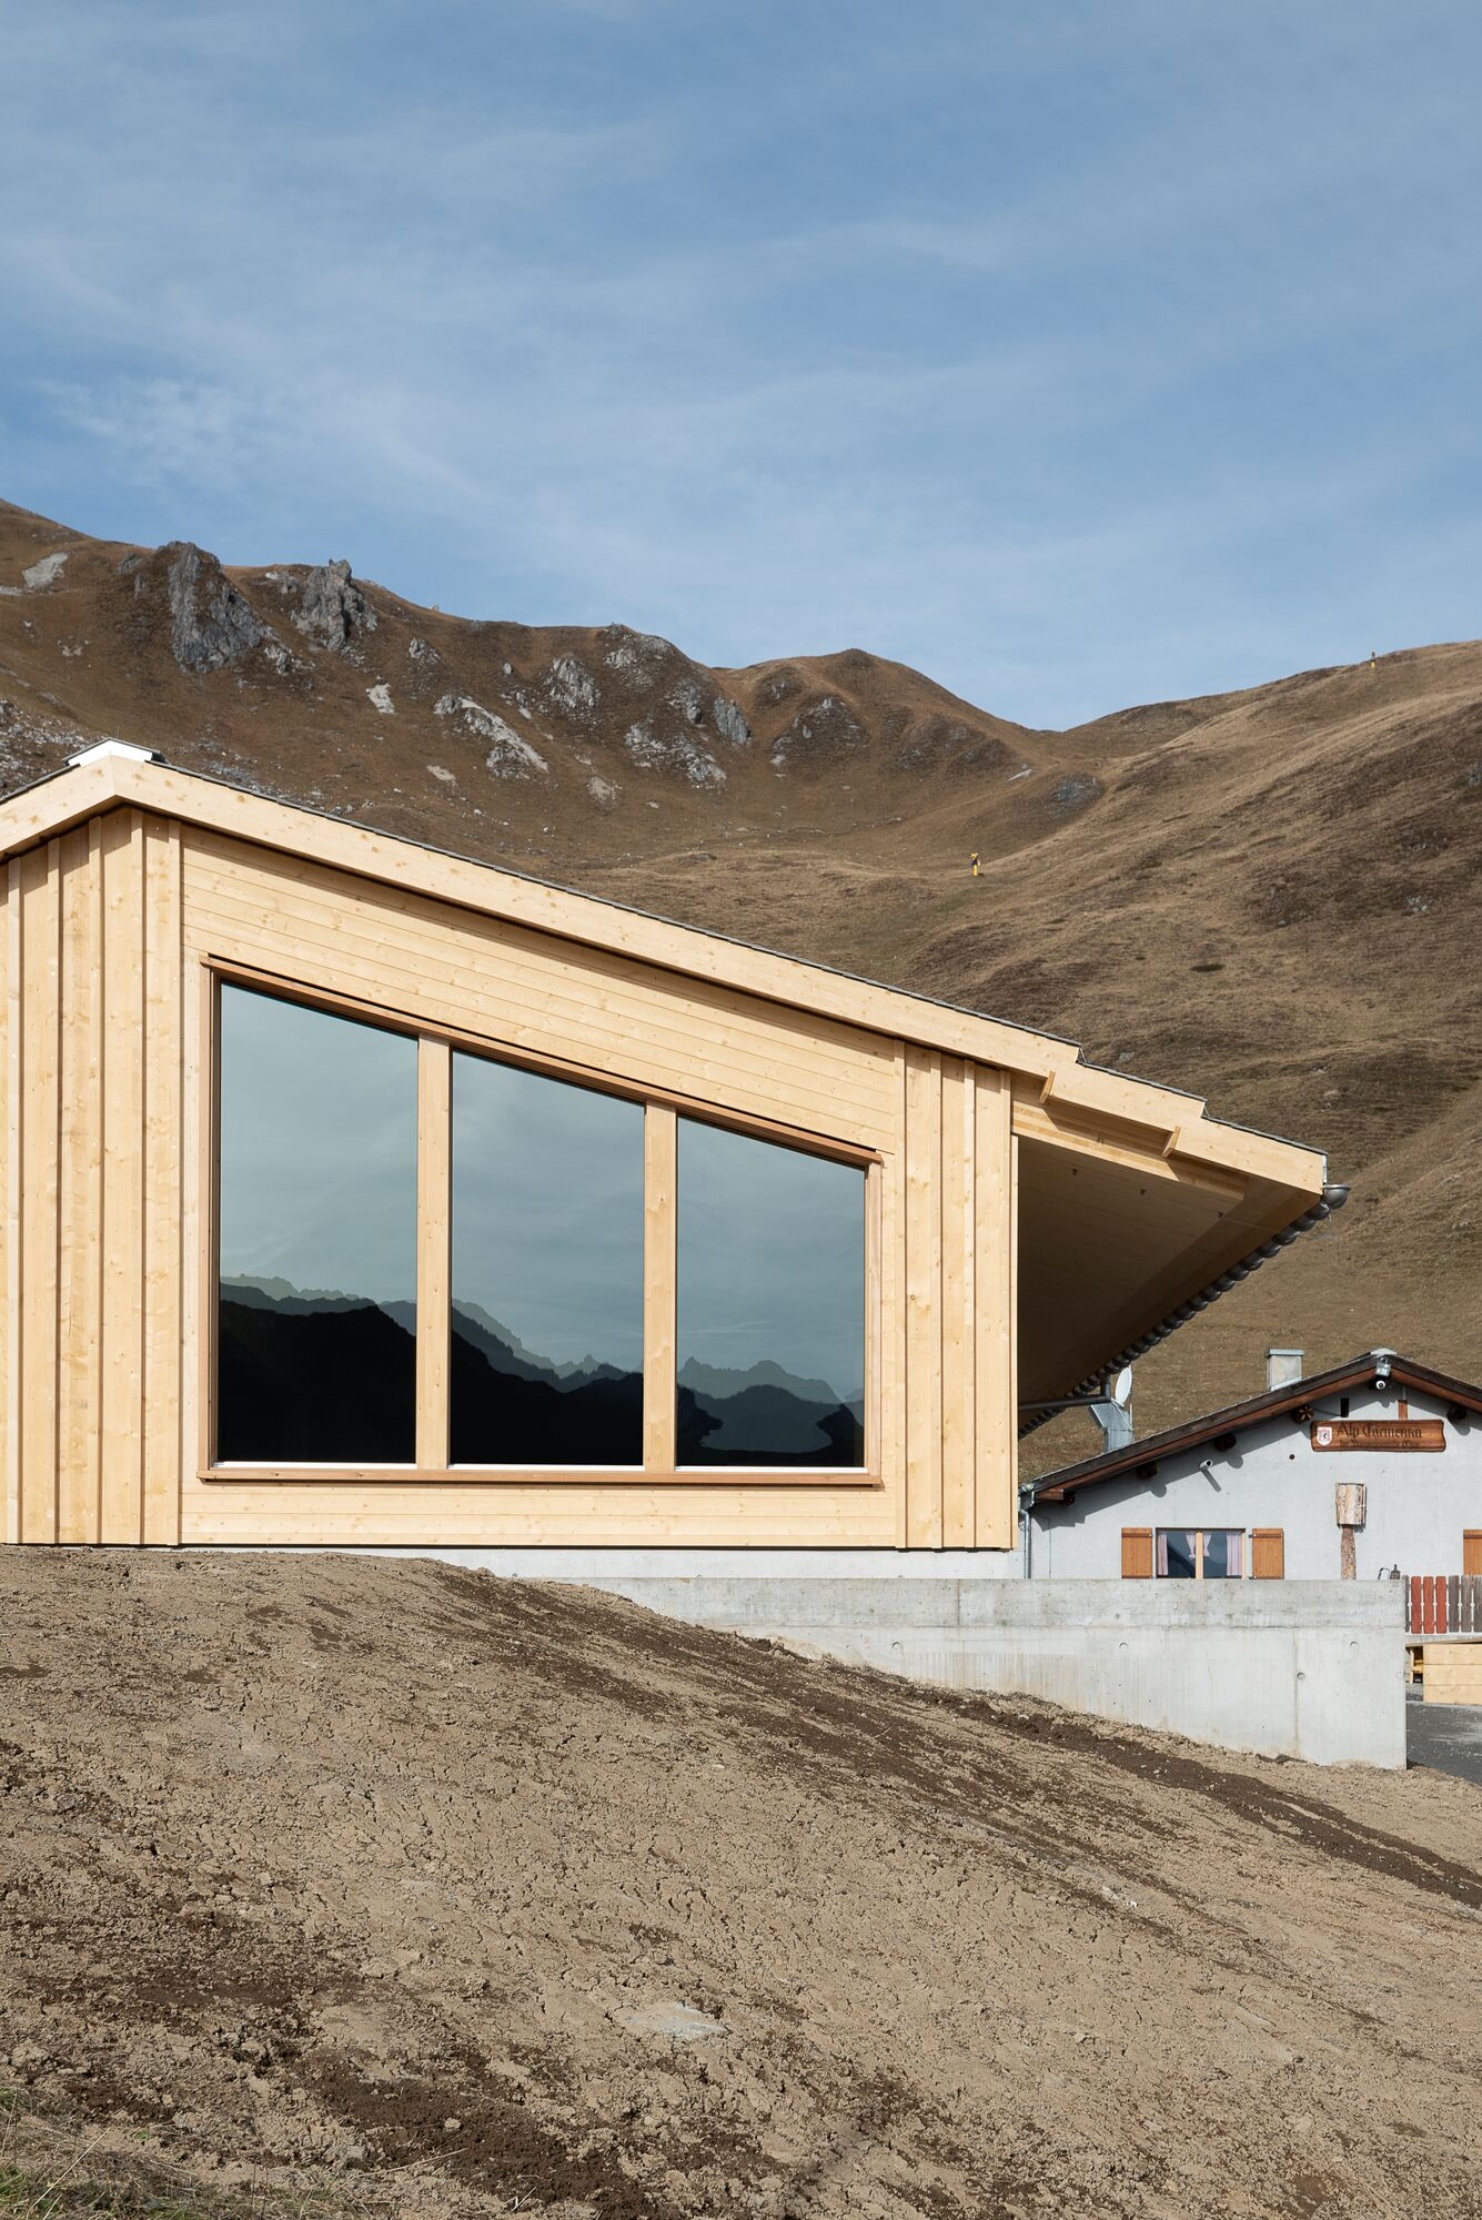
left=4, top=498, right=1480, bottom=1463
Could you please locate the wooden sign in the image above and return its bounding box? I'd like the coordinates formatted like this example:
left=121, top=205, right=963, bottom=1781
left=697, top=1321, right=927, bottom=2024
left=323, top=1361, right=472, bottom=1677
left=1310, top=1419, right=1445, bottom=1453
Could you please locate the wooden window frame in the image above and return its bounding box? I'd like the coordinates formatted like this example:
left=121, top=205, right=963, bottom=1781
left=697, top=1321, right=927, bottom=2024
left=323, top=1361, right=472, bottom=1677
left=1152, top=1527, right=1249, bottom=1580
left=199, top=961, right=883, bottom=1488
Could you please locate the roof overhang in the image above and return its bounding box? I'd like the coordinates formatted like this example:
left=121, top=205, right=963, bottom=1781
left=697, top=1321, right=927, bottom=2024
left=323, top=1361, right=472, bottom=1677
left=1032, top=1352, right=1482, bottom=1503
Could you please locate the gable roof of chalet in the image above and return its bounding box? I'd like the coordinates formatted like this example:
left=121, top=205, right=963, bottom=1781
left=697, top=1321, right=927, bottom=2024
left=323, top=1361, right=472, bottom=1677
left=0, top=744, right=1322, bottom=1168
left=1032, top=1352, right=1482, bottom=1503
left=0, top=745, right=1345, bottom=1409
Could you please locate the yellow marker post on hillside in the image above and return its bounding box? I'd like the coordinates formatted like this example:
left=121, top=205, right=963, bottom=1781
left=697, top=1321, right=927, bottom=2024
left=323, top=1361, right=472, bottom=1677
left=970, top=851, right=980, bottom=878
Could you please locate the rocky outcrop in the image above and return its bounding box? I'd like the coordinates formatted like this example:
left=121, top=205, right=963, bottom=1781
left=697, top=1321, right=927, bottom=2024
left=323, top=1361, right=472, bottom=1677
left=434, top=694, right=549, bottom=779
left=291, top=561, right=378, bottom=653
left=156, top=543, right=269, bottom=675
left=623, top=720, right=726, bottom=790
left=543, top=654, right=599, bottom=718
left=599, top=624, right=677, bottom=675
left=712, top=695, right=752, bottom=746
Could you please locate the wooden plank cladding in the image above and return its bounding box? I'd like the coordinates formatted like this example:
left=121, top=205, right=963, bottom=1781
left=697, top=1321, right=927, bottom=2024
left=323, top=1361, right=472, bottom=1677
left=6, top=813, right=184, bottom=1546
left=902, top=1051, right=1016, bottom=1551
left=182, top=833, right=899, bottom=1156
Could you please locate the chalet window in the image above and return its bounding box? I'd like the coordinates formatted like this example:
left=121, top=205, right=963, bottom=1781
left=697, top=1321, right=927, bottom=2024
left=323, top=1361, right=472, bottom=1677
left=1155, top=1529, right=1245, bottom=1579
left=450, top=1053, right=644, bottom=1466
left=216, top=985, right=419, bottom=1462
left=675, top=1119, right=866, bottom=1468
left=212, top=980, right=872, bottom=1478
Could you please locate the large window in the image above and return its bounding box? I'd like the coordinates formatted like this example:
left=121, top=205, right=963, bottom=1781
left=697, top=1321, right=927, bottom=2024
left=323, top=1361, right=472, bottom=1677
left=212, top=980, right=872, bottom=1477
left=451, top=1054, right=644, bottom=1465
left=217, top=986, right=418, bottom=1462
left=676, top=1119, right=866, bottom=1468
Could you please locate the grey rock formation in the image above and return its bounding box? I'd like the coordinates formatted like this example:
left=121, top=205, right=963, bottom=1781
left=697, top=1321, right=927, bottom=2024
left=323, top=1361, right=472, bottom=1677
left=544, top=654, right=599, bottom=718
left=600, top=624, right=679, bottom=674
left=291, top=560, right=378, bottom=653
left=434, top=694, right=549, bottom=779
left=623, top=720, right=725, bottom=790
left=159, top=542, right=269, bottom=674
left=712, top=695, right=752, bottom=747
left=670, top=677, right=706, bottom=726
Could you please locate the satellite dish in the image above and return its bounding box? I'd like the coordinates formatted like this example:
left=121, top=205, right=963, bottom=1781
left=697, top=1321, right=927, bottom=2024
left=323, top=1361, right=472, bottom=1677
left=1112, top=1366, right=1133, bottom=1408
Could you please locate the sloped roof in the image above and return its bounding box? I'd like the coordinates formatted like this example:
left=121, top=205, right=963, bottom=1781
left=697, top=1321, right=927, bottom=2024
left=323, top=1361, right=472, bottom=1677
left=1032, top=1352, right=1482, bottom=1503
left=0, top=745, right=1329, bottom=1194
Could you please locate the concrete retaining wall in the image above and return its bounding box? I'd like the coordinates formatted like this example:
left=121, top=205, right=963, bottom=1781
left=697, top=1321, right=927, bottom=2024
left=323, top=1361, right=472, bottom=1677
left=385, top=1552, right=1407, bottom=1769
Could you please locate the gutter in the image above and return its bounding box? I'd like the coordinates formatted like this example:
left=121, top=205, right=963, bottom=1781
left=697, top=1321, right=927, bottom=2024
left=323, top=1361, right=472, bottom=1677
left=1017, top=1180, right=1350, bottom=1440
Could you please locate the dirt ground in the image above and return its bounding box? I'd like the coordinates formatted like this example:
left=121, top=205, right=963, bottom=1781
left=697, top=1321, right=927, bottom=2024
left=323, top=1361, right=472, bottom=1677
left=1, top=1553, right=1479, bottom=2219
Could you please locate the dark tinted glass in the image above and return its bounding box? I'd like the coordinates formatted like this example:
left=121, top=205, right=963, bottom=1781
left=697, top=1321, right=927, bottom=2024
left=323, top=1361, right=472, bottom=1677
left=217, top=987, right=417, bottom=1461
left=677, top=1120, right=865, bottom=1468
left=1203, top=1530, right=1238, bottom=1579
left=451, top=1056, right=644, bottom=1465
left=1162, top=1530, right=1197, bottom=1578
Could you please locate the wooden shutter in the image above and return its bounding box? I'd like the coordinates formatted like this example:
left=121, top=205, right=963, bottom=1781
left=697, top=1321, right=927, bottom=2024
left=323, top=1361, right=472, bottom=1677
left=1251, top=1528, right=1285, bottom=1579
left=1121, top=1527, right=1154, bottom=1579
left=1464, top=1531, right=1482, bottom=1577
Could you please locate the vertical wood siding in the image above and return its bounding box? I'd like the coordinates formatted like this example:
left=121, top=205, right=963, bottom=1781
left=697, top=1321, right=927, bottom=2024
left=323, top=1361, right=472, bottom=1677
left=1, top=815, right=1019, bottom=1551
left=901, top=1052, right=1017, bottom=1551
left=7, top=814, right=185, bottom=1545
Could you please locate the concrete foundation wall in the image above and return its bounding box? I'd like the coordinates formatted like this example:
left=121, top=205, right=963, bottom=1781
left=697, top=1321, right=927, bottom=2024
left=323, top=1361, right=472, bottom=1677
left=381, top=1552, right=1405, bottom=1769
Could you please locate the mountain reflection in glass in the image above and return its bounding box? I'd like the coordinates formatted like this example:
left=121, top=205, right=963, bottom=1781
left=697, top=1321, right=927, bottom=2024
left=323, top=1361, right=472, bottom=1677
left=677, top=1121, right=865, bottom=1467
left=451, top=1056, right=644, bottom=1465
left=217, top=986, right=418, bottom=1461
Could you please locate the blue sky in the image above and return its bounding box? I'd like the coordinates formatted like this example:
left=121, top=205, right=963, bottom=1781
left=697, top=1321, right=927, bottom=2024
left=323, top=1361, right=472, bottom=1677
left=3, top=0, right=1479, bottom=725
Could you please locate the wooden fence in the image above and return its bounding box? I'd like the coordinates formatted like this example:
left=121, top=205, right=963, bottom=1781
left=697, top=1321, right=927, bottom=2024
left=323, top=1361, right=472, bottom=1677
left=1407, top=1575, right=1482, bottom=1636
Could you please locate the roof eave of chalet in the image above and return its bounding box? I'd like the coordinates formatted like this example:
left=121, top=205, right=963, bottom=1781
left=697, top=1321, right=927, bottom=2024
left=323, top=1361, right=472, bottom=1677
left=1031, top=1352, right=1482, bottom=1503
left=0, top=748, right=1330, bottom=1201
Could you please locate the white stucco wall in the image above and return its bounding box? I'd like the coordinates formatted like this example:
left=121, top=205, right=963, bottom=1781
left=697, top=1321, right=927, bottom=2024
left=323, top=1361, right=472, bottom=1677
left=1032, top=1382, right=1482, bottom=1581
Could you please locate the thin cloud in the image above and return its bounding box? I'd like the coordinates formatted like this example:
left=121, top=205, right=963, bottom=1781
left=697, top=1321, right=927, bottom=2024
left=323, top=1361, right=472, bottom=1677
left=2, top=0, right=1480, bottom=723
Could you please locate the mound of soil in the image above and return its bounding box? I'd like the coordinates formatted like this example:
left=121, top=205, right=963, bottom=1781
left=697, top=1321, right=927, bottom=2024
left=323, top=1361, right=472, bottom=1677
left=1, top=1554, right=1478, bottom=2218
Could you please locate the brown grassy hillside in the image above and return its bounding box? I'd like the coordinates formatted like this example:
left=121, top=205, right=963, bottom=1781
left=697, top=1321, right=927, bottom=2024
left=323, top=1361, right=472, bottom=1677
left=4, top=498, right=1480, bottom=1462
left=2, top=1553, right=1479, bottom=2219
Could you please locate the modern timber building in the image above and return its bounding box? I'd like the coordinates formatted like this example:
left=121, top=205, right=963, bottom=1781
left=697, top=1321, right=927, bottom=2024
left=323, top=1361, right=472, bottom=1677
left=0, top=745, right=1342, bottom=1561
